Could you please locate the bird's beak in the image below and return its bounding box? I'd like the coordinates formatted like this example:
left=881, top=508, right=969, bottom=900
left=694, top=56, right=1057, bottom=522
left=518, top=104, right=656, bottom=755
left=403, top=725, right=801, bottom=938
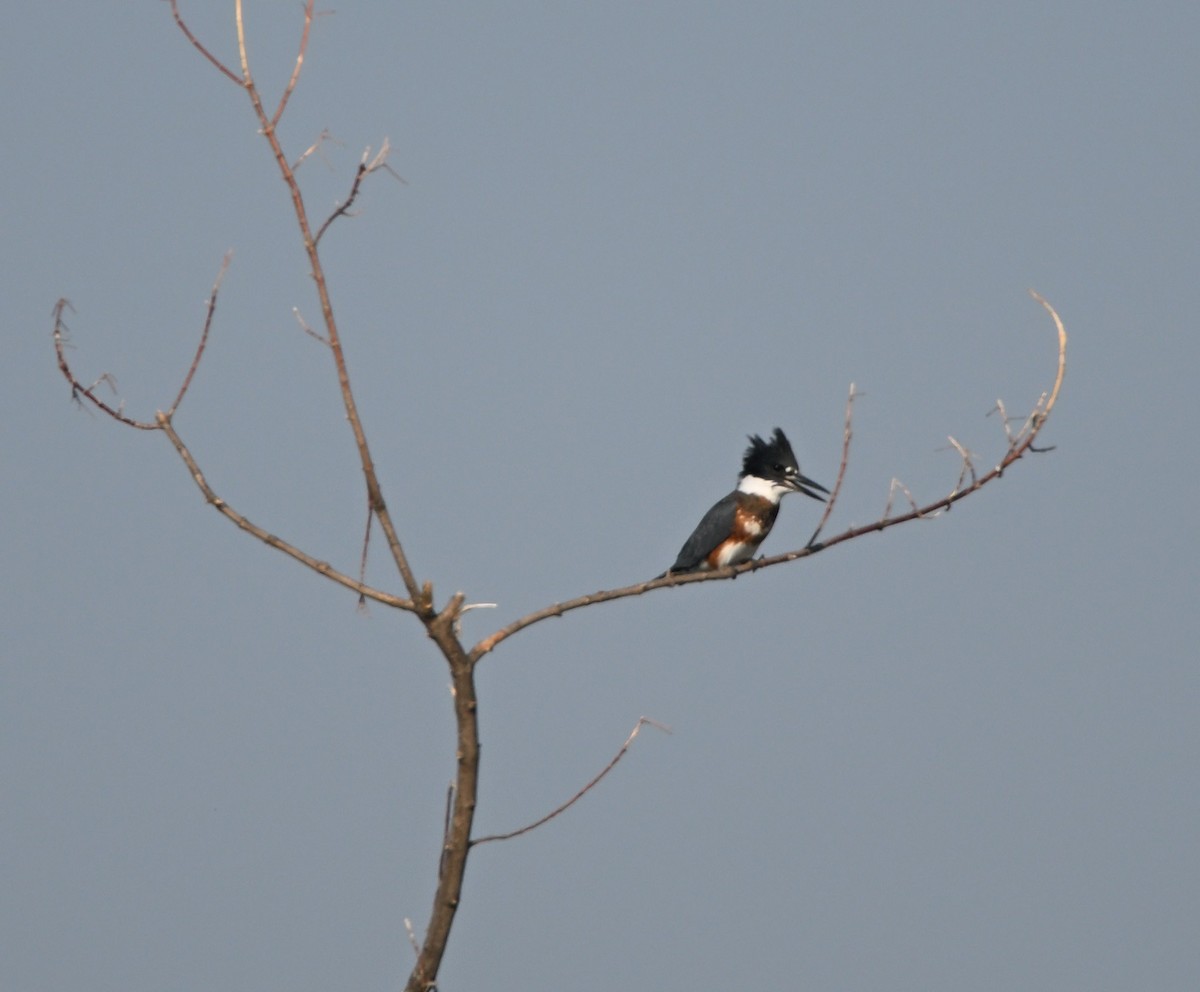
left=792, top=473, right=830, bottom=502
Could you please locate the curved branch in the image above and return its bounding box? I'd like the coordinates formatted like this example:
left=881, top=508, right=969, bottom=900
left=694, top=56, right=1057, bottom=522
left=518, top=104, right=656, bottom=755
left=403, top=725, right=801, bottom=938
left=54, top=253, right=231, bottom=429
left=53, top=299, right=159, bottom=430
left=472, top=717, right=670, bottom=846
left=473, top=293, right=1067, bottom=661
left=1029, top=290, right=1067, bottom=415
left=314, top=162, right=367, bottom=247
left=314, top=142, right=400, bottom=246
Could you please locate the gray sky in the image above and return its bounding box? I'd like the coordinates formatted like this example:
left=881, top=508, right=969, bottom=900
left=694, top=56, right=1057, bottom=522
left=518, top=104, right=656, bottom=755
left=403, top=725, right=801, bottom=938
left=5, top=3, right=1198, bottom=990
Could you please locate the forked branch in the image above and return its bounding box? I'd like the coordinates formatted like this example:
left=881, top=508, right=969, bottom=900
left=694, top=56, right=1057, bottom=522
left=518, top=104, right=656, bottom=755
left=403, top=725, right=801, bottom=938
left=225, top=0, right=421, bottom=605
left=53, top=253, right=411, bottom=610
left=156, top=413, right=416, bottom=611
left=314, top=142, right=400, bottom=247
left=52, top=250, right=231, bottom=429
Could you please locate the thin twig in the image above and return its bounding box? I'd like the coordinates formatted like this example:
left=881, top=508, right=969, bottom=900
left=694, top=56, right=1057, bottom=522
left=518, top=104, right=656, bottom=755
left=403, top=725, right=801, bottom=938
left=453, top=602, right=497, bottom=638
left=403, top=919, right=421, bottom=960
left=356, top=494, right=373, bottom=609
left=235, top=0, right=251, bottom=86
left=168, top=0, right=243, bottom=86
left=1029, top=290, right=1067, bottom=413
left=314, top=142, right=404, bottom=245
left=884, top=478, right=932, bottom=521
left=807, top=381, right=855, bottom=547
left=988, top=397, right=1016, bottom=445
left=291, top=129, right=339, bottom=173
left=945, top=435, right=978, bottom=493
left=292, top=307, right=330, bottom=346
left=52, top=300, right=159, bottom=430
left=168, top=251, right=232, bottom=415
left=472, top=718, right=671, bottom=846
left=314, top=162, right=367, bottom=247
left=271, top=0, right=315, bottom=127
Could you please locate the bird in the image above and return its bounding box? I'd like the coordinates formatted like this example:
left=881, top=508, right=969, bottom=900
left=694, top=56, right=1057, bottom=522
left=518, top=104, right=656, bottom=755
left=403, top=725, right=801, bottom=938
left=662, top=428, right=828, bottom=576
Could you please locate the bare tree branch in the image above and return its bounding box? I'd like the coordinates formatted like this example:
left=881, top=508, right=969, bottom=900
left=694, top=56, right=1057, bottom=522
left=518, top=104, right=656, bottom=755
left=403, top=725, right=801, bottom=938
left=54, top=252, right=229, bottom=428
left=234, top=0, right=251, bottom=87
left=883, top=477, right=928, bottom=521
left=53, top=299, right=160, bottom=430
left=158, top=13, right=479, bottom=986
left=403, top=918, right=421, bottom=960
left=270, top=0, right=314, bottom=128
left=807, top=381, right=856, bottom=547
left=168, top=0, right=243, bottom=86
left=168, top=250, right=231, bottom=415
left=945, top=435, right=979, bottom=493
left=473, top=718, right=670, bottom=846
left=291, top=306, right=330, bottom=346
left=314, top=162, right=367, bottom=246
left=291, top=129, right=339, bottom=174
left=472, top=293, right=1067, bottom=662
left=155, top=412, right=416, bottom=611
left=54, top=254, right=410, bottom=611
left=314, top=141, right=401, bottom=246
left=207, top=0, right=424, bottom=605
left=356, top=493, right=374, bottom=609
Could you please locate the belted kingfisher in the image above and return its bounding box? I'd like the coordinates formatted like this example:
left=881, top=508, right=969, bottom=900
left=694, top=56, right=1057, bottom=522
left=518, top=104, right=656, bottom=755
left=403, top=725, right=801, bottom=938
left=663, top=428, right=828, bottom=576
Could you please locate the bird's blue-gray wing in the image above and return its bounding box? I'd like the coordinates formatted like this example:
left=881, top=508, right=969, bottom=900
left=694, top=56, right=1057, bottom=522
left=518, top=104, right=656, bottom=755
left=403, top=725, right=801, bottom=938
left=670, top=492, right=738, bottom=572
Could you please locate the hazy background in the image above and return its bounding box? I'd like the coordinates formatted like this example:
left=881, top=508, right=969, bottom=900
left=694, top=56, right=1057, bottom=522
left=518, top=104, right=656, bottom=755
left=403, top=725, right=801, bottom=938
left=5, top=3, right=1197, bottom=990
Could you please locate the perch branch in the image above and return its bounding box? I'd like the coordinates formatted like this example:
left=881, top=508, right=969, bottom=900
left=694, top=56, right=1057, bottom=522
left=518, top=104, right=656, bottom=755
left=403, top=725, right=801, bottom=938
left=473, top=292, right=1067, bottom=661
